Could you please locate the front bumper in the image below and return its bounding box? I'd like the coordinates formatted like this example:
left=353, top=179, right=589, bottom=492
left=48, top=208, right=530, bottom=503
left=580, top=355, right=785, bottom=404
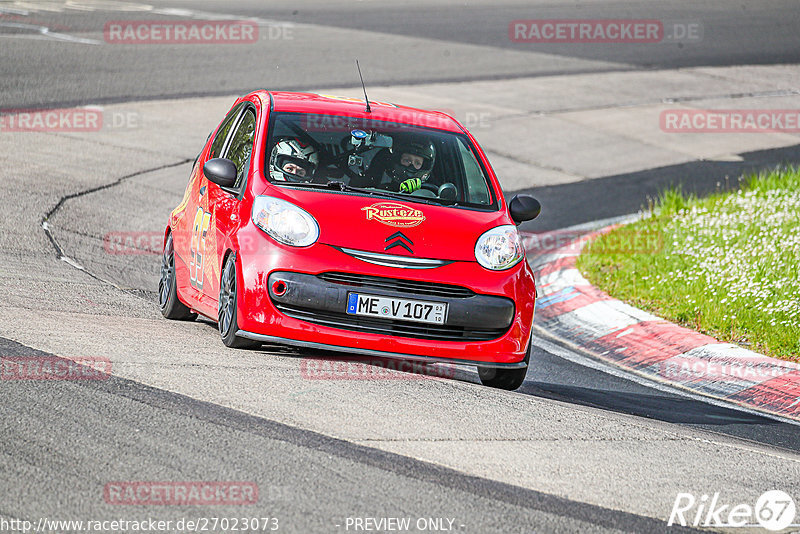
left=267, top=271, right=515, bottom=342
left=235, top=331, right=528, bottom=369
left=235, top=238, right=536, bottom=366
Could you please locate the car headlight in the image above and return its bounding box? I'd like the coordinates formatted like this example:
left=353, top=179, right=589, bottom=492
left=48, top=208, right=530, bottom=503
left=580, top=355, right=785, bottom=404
left=475, top=225, right=524, bottom=270
left=251, top=196, right=319, bottom=247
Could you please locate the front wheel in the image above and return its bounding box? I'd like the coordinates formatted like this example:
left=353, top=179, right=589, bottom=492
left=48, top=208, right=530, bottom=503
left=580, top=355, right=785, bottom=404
left=477, top=337, right=531, bottom=390
left=218, top=254, right=261, bottom=349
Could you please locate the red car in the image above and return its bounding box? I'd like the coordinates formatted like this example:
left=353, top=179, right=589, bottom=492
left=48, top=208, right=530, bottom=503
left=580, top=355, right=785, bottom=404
left=159, top=91, right=541, bottom=390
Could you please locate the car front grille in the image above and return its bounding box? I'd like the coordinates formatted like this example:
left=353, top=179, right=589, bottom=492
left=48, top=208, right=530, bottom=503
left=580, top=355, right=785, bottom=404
left=274, top=303, right=507, bottom=342
left=317, top=272, right=475, bottom=299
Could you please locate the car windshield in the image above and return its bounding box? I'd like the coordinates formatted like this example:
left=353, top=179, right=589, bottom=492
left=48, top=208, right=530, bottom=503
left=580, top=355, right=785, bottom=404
left=265, top=112, right=496, bottom=208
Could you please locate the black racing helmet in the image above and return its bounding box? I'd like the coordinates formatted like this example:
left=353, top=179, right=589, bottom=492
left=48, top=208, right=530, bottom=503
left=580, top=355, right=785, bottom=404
left=387, top=136, right=435, bottom=182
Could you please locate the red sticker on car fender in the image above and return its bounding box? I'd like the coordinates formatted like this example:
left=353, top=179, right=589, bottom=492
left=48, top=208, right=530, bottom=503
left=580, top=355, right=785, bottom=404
left=361, top=202, right=426, bottom=228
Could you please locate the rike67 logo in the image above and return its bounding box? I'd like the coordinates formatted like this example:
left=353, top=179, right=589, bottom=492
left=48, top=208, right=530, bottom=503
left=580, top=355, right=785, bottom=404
left=668, top=490, right=797, bottom=531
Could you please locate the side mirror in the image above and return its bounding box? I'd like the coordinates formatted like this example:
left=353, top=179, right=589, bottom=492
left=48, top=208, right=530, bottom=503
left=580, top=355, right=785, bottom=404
left=509, top=194, right=541, bottom=224
left=204, top=158, right=237, bottom=188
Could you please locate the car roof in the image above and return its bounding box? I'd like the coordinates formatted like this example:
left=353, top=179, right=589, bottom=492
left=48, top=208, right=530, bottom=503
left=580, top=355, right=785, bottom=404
left=258, top=90, right=463, bottom=133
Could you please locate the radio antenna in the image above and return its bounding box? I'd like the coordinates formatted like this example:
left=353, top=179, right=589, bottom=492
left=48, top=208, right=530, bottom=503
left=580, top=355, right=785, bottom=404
left=356, top=60, right=371, bottom=113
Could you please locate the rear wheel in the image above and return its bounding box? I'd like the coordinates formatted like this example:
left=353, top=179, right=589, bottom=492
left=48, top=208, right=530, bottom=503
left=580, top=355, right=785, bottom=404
left=159, top=233, right=197, bottom=321
left=218, top=254, right=261, bottom=349
left=477, top=337, right=531, bottom=390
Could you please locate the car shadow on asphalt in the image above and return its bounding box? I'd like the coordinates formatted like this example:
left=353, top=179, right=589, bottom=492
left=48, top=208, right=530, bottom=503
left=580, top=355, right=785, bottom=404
left=193, top=320, right=800, bottom=451
left=516, top=342, right=783, bottom=427
left=514, top=357, right=800, bottom=454
left=516, top=380, right=766, bottom=426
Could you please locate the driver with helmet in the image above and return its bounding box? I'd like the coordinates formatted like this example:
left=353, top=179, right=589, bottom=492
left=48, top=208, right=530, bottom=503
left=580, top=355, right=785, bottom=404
left=348, top=134, right=436, bottom=193
left=269, top=138, right=319, bottom=182
left=377, top=136, right=436, bottom=193
left=269, top=134, right=435, bottom=195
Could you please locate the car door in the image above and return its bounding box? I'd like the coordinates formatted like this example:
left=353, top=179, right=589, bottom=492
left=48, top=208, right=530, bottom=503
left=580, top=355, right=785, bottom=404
left=176, top=102, right=245, bottom=314
left=200, top=105, right=258, bottom=309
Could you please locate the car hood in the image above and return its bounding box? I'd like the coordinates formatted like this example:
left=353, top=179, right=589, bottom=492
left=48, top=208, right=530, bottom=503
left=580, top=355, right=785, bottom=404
left=266, top=187, right=510, bottom=262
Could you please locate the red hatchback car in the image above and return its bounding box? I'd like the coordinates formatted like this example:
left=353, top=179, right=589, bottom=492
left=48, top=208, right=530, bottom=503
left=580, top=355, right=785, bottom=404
left=159, top=91, right=541, bottom=390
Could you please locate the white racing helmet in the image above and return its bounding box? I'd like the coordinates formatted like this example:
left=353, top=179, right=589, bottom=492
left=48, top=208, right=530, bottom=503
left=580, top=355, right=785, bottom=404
left=269, top=138, right=319, bottom=182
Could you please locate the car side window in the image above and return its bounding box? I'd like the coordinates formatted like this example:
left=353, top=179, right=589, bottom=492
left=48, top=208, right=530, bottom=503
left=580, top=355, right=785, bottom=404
left=222, top=108, right=257, bottom=189
left=456, top=138, right=491, bottom=205
left=209, top=103, right=244, bottom=159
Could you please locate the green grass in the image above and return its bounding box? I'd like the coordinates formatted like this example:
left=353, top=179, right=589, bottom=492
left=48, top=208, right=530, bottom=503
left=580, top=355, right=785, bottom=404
left=577, top=166, right=800, bottom=362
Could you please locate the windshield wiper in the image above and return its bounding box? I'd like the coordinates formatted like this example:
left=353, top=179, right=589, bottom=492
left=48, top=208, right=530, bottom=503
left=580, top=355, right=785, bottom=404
left=271, top=181, right=329, bottom=189
left=324, top=181, right=454, bottom=205
left=328, top=181, right=406, bottom=199
left=274, top=179, right=454, bottom=206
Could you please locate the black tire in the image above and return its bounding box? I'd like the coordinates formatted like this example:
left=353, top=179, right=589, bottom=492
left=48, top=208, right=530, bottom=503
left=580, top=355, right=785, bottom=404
left=159, top=233, right=197, bottom=321
left=218, top=254, right=261, bottom=349
left=477, top=337, right=531, bottom=390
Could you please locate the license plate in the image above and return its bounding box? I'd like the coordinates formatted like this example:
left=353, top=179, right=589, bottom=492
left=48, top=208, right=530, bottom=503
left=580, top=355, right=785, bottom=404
left=346, top=293, right=447, bottom=325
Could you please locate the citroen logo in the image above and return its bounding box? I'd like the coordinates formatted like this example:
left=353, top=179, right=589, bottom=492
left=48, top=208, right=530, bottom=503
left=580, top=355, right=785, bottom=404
left=385, top=231, right=413, bottom=254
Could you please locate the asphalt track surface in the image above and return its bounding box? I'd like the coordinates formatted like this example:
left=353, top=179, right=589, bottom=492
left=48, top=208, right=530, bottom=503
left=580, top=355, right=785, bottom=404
left=2, top=337, right=703, bottom=534
left=2, top=0, right=800, bottom=108
left=2, top=1, right=800, bottom=532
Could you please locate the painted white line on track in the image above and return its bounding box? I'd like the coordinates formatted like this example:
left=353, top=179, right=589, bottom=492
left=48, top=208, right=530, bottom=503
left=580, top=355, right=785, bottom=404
left=0, top=22, right=101, bottom=44
left=0, top=6, right=30, bottom=15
